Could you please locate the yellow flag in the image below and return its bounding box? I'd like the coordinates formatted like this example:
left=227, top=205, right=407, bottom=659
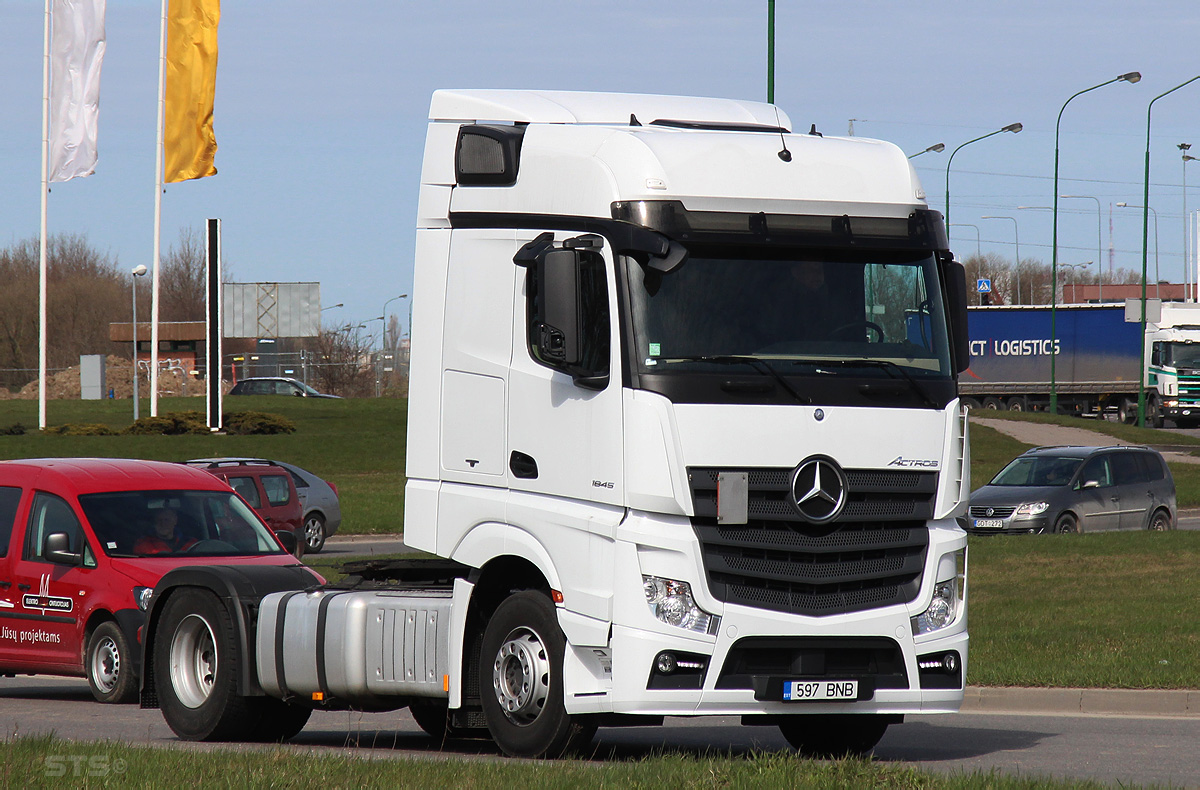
left=164, top=0, right=219, bottom=182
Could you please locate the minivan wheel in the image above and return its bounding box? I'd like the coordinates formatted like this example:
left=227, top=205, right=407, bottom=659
left=1054, top=513, right=1079, bottom=534
left=1148, top=509, right=1172, bottom=531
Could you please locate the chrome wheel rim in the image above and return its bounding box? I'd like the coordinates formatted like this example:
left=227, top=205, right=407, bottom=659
left=169, top=614, right=217, bottom=709
left=492, top=627, right=550, bottom=726
left=304, top=516, right=324, bottom=547
left=90, top=635, right=120, bottom=694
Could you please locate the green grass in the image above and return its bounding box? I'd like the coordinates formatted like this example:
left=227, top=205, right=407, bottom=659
left=0, top=396, right=406, bottom=536
left=967, top=530, right=1200, bottom=688
left=0, top=735, right=1108, bottom=789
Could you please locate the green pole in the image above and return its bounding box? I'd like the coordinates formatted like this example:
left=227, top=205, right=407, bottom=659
left=1140, top=76, right=1200, bottom=427
left=943, top=124, right=1022, bottom=233
left=767, top=0, right=775, bottom=103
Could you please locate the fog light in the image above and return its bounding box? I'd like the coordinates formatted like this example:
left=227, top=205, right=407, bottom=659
left=655, top=652, right=677, bottom=674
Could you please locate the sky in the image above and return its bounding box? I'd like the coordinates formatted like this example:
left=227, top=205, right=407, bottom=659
left=3, top=0, right=1200, bottom=333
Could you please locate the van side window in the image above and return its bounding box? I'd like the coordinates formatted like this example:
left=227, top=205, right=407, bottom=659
left=1109, top=453, right=1144, bottom=486
left=1077, top=456, right=1112, bottom=488
left=24, top=492, right=89, bottom=565
left=262, top=475, right=291, bottom=505
left=227, top=477, right=262, bottom=508
left=1140, top=452, right=1166, bottom=481
left=0, top=486, right=21, bottom=557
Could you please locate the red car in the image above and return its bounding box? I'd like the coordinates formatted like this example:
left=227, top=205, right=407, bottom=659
left=184, top=460, right=305, bottom=558
left=0, top=458, right=319, bottom=704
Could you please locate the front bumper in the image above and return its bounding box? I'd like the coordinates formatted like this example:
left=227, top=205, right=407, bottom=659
left=964, top=515, right=1049, bottom=535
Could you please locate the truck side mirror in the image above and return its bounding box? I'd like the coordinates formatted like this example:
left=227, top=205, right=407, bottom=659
left=943, top=259, right=971, bottom=374
left=45, top=532, right=83, bottom=566
left=537, top=248, right=583, bottom=367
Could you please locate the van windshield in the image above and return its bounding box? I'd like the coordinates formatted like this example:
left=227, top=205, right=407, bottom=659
left=989, top=456, right=1082, bottom=487
left=626, top=248, right=953, bottom=378
left=78, top=490, right=286, bottom=557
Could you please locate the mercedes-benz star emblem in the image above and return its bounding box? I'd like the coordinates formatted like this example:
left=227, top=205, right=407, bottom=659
left=789, top=455, right=848, bottom=524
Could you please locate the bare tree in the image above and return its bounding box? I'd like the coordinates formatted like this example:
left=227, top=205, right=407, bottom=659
left=311, top=324, right=376, bottom=397
left=160, top=227, right=207, bottom=321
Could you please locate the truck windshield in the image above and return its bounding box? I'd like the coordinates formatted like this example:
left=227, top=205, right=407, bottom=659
left=1158, top=342, right=1200, bottom=369
left=78, top=490, right=287, bottom=557
left=626, top=248, right=952, bottom=379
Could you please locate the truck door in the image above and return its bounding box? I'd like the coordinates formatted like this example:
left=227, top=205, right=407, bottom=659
left=8, top=492, right=94, bottom=670
left=1074, top=455, right=1120, bottom=532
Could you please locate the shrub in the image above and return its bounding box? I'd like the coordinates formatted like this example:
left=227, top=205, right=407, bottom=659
left=44, top=423, right=118, bottom=436
left=0, top=423, right=25, bottom=436
left=223, top=411, right=296, bottom=435
left=125, top=412, right=210, bottom=435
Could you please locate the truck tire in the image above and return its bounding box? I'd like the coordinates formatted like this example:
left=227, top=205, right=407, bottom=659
left=155, top=587, right=258, bottom=741
left=960, top=397, right=981, bottom=411
left=778, top=714, right=891, bottom=757
left=86, top=621, right=138, bottom=704
left=1006, top=397, right=1026, bottom=412
left=254, top=697, right=312, bottom=742
left=982, top=397, right=1003, bottom=410
left=479, top=590, right=596, bottom=758
left=1117, top=399, right=1135, bottom=425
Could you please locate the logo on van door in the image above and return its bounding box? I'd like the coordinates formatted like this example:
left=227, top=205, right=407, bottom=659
left=21, top=574, right=74, bottom=615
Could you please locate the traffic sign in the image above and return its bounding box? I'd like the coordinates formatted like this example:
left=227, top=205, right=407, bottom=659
left=977, top=278, right=992, bottom=293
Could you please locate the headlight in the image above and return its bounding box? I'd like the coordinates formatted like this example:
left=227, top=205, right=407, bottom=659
left=911, top=549, right=965, bottom=636
left=1014, top=501, right=1049, bottom=517
left=133, top=586, right=154, bottom=611
left=642, top=575, right=719, bottom=635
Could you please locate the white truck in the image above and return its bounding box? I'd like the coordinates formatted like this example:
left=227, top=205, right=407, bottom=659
left=141, top=90, right=973, bottom=758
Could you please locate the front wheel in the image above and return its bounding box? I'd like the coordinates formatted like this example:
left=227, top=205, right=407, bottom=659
left=86, top=621, right=138, bottom=704
left=1054, top=513, right=1080, bottom=534
left=155, top=587, right=257, bottom=741
left=479, top=591, right=596, bottom=758
left=778, top=714, right=891, bottom=757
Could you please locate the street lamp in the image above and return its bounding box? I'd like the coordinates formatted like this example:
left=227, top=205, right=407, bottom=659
left=908, top=143, right=945, bottom=159
left=1135, top=76, right=1200, bottom=426
left=1059, top=262, right=1093, bottom=302
left=1117, top=203, right=1161, bottom=297
left=321, top=303, right=343, bottom=312
left=381, top=293, right=408, bottom=352
left=1050, top=72, right=1141, bottom=414
left=1182, top=146, right=1198, bottom=300
left=944, top=123, right=1023, bottom=230
left=981, top=216, right=1021, bottom=304
left=130, top=265, right=148, bottom=421
left=949, top=223, right=981, bottom=258
left=1059, top=195, right=1105, bottom=302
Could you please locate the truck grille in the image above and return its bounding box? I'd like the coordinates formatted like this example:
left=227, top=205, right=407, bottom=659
left=1178, top=374, right=1200, bottom=402
left=688, top=467, right=932, bottom=617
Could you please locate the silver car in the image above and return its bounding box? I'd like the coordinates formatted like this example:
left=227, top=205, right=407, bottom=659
left=185, top=457, right=343, bottom=552
left=967, top=445, right=1175, bottom=535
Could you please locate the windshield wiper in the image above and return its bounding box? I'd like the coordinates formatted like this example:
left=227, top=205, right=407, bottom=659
left=662, top=355, right=812, bottom=404
left=837, top=358, right=940, bottom=409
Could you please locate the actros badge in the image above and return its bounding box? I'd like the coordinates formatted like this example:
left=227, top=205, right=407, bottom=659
left=789, top=455, right=849, bottom=524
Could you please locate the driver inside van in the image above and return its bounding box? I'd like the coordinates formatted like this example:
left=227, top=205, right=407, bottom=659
left=133, top=508, right=196, bottom=554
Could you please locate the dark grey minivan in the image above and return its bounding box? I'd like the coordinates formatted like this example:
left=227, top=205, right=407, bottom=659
left=967, top=445, right=1175, bottom=535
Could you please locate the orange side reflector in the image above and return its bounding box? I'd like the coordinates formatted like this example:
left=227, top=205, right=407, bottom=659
left=311, top=692, right=324, bottom=701
left=551, top=589, right=564, bottom=603
left=443, top=674, right=450, bottom=692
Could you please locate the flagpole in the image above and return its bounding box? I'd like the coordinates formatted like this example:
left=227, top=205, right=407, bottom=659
left=151, top=0, right=167, bottom=417
left=38, top=0, right=51, bottom=431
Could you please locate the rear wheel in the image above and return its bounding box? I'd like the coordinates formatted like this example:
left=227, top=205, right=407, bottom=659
left=303, top=513, right=327, bottom=553
left=479, top=591, right=596, bottom=758
left=86, top=621, right=138, bottom=704
left=1148, top=509, right=1172, bottom=531
left=961, top=397, right=981, bottom=411
left=1006, top=397, right=1027, bottom=412
left=155, top=587, right=257, bottom=741
left=1117, top=398, right=1136, bottom=425
left=982, top=397, right=1003, bottom=410
left=778, top=715, right=891, bottom=757
left=1054, top=513, right=1080, bottom=534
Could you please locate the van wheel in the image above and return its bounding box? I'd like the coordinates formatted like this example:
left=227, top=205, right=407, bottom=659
left=303, top=513, right=327, bottom=553
left=479, top=591, right=596, bottom=758
left=1054, top=513, right=1080, bottom=534
left=155, top=587, right=256, bottom=741
left=778, top=714, right=891, bottom=757
left=1148, top=509, right=1172, bottom=531
left=86, top=621, right=138, bottom=704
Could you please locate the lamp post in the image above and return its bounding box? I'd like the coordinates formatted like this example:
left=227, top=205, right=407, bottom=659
left=1059, top=262, right=1093, bottom=302
left=381, top=294, right=409, bottom=356
left=1117, top=203, right=1161, bottom=298
left=1059, top=195, right=1104, bottom=303
left=131, top=265, right=148, bottom=421
left=1182, top=148, right=1198, bottom=300
left=908, top=143, right=945, bottom=159
left=949, top=223, right=981, bottom=258
left=980, top=216, right=1021, bottom=304
left=1049, top=72, right=1141, bottom=415
left=944, top=123, right=1023, bottom=230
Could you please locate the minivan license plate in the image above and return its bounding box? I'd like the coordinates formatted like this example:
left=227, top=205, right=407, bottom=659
left=973, top=518, right=1004, bottom=529
left=783, top=680, right=858, bottom=701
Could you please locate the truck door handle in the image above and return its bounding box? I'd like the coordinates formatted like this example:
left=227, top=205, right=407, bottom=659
left=510, top=450, right=539, bottom=479
left=17, top=583, right=31, bottom=591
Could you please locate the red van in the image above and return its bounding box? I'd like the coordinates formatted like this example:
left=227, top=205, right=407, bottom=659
left=0, top=458, right=319, bottom=704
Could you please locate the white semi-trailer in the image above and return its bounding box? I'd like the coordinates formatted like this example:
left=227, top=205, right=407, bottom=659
left=141, top=90, right=973, bottom=758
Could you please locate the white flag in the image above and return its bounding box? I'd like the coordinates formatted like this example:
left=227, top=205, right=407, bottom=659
left=48, top=0, right=106, bottom=183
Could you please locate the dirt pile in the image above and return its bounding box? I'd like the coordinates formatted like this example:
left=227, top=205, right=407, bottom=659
left=0, top=356, right=210, bottom=400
